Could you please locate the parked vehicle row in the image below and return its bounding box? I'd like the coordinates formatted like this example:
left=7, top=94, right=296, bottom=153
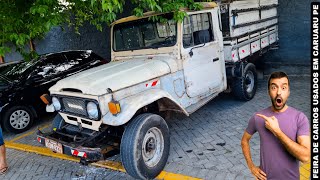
left=0, top=50, right=107, bottom=133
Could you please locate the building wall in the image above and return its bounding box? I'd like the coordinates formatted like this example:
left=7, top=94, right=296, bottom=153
left=4, top=24, right=111, bottom=61
left=4, top=0, right=311, bottom=74
left=260, top=0, right=311, bottom=74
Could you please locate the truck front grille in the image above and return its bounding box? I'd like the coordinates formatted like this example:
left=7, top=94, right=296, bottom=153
left=62, top=97, right=87, bottom=116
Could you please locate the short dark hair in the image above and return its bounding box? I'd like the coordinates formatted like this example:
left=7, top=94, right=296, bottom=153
left=268, top=71, right=290, bottom=90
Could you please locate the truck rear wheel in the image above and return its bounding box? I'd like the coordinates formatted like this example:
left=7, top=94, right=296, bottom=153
left=232, top=63, right=257, bottom=101
left=120, top=113, right=170, bottom=180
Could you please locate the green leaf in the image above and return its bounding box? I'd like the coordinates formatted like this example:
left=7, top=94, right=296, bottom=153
left=0, top=0, right=204, bottom=60
left=133, top=7, right=144, bottom=17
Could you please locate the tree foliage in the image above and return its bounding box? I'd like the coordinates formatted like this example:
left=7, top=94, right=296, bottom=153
left=0, top=0, right=208, bottom=60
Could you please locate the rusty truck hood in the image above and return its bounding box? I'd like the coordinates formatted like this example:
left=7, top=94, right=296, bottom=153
left=49, top=57, right=173, bottom=96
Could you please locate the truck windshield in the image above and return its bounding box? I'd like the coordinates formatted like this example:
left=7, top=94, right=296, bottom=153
left=113, top=13, right=177, bottom=51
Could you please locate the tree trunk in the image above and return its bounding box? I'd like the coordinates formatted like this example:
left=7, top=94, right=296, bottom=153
left=0, top=56, right=4, bottom=63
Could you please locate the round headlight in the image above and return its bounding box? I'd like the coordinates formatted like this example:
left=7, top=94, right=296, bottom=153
left=52, top=97, right=61, bottom=111
left=87, top=102, right=98, bottom=119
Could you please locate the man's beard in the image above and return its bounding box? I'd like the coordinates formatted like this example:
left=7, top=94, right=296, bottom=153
left=271, top=95, right=287, bottom=111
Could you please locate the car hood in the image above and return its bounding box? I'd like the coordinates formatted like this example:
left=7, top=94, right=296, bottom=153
left=50, top=58, right=172, bottom=96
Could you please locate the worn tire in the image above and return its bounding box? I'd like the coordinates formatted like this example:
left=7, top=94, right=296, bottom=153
left=232, top=63, right=257, bottom=101
left=2, top=106, right=34, bottom=134
left=120, top=113, right=170, bottom=180
left=52, top=114, right=65, bottom=131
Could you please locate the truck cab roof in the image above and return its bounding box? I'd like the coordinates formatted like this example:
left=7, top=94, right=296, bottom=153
left=111, top=2, right=218, bottom=26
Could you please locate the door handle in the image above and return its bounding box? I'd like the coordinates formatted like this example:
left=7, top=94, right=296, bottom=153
left=212, top=58, right=219, bottom=62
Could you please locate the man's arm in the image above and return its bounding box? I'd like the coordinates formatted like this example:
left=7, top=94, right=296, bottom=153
left=275, top=132, right=310, bottom=163
left=256, top=114, right=311, bottom=163
left=241, top=131, right=267, bottom=180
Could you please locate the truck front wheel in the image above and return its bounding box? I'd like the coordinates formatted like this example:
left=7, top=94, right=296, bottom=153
left=232, top=63, right=257, bottom=101
left=120, top=113, right=170, bottom=180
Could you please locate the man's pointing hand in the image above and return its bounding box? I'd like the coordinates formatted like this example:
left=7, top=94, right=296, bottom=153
left=256, top=114, right=282, bottom=136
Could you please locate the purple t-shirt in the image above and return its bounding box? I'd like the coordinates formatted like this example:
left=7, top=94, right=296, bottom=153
left=246, top=106, right=310, bottom=180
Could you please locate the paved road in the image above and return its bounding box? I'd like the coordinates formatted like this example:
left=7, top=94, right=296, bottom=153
left=2, top=76, right=311, bottom=180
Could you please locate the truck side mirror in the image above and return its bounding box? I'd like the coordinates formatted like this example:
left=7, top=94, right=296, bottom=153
left=189, top=30, right=211, bottom=57
left=189, top=50, right=194, bottom=57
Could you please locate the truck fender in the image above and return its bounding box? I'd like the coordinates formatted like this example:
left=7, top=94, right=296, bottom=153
left=102, top=89, right=188, bottom=126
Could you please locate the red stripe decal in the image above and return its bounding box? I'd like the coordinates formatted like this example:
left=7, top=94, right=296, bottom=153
left=73, top=150, right=78, bottom=156
left=151, top=80, right=158, bottom=87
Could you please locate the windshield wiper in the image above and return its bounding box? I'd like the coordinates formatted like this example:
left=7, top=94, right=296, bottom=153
left=148, top=43, right=164, bottom=49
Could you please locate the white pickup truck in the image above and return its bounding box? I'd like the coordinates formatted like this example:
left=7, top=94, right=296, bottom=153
left=37, top=0, right=278, bottom=179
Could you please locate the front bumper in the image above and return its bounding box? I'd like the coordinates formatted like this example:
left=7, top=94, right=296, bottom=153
left=37, top=130, right=103, bottom=161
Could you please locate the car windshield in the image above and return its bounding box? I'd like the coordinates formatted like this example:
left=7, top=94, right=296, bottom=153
left=0, top=59, right=39, bottom=81
left=113, top=13, right=177, bottom=51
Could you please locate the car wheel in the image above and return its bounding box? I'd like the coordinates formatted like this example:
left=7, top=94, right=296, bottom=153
left=232, top=63, right=257, bottom=101
left=120, top=113, right=170, bottom=180
left=3, top=106, right=34, bottom=134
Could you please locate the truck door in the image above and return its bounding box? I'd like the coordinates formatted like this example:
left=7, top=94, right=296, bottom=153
left=182, top=11, right=224, bottom=98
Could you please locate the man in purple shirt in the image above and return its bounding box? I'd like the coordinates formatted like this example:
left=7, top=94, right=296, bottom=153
left=241, top=71, right=310, bottom=180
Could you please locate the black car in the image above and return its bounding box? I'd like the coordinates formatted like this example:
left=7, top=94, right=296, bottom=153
left=0, top=50, right=108, bottom=133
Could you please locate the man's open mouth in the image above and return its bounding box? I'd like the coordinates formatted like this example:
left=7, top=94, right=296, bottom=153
left=276, top=97, right=283, bottom=106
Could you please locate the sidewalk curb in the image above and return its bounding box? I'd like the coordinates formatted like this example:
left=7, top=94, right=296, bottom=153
left=5, top=141, right=202, bottom=180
